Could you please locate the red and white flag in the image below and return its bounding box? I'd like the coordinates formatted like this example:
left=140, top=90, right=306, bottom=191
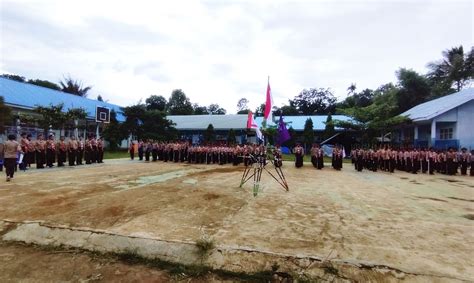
left=247, top=111, right=263, bottom=141
left=263, top=78, right=273, bottom=125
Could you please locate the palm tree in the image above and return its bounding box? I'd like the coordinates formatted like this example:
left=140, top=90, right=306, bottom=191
left=427, top=46, right=473, bottom=92
left=59, top=76, right=92, bottom=97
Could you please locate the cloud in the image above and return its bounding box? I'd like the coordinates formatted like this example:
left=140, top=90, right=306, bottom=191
left=1, top=0, right=472, bottom=113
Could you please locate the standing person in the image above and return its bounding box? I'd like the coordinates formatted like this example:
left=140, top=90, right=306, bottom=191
left=97, top=138, right=104, bottom=163
left=45, top=134, right=56, bottom=168
left=3, top=134, right=22, bottom=182
left=459, top=148, right=469, bottom=176
left=84, top=136, right=92, bottom=164
left=77, top=137, right=84, bottom=165
left=35, top=134, right=46, bottom=169
left=0, top=139, right=4, bottom=172
left=310, top=144, right=318, bottom=168
left=57, top=136, right=67, bottom=167
left=26, top=134, right=35, bottom=168
left=19, top=133, right=29, bottom=170
left=138, top=139, right=144, bottom=161
left=293, top=143, right=304, bottom=168
left=129, top=141, right=135, bottom=160
left=68, top=136, right=78, bottom=166
left=90, top=136, right=98, bottom=163
left=470, top=150, right=474, bottom=177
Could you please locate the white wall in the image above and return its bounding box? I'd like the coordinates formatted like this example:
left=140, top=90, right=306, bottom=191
left=457, top=100, right=474, bottom=150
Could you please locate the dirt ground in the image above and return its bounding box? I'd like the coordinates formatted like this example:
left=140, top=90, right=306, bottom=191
left=0, top=159, right=473, bottom=281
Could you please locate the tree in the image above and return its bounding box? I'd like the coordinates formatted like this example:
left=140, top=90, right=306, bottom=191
left=347, top=83, right=357, bottom=96
left=290, top=88, right=337, bottom=115
left=303, top=118, right=314, bottom=151
left=237, top=98, right=249, bottom=113
left=101, top=110, right=126, bottom=150
left=208, top=104, right=226, bottom=115
left=145, top=95, right=167, bottom=111
left=1, top=74, right=25, bottom=82
left=0, top=96, right=12, bottom=133
left=227, top=128, right=236, bottom=144
left=28, top=79, right=61, bottom=90
left=278, top=104, right=299, bottom=115
left=323, top=114, right=335, bottom=141
left=338, top=88, right=375, bottom=109
left=395, top=68, right=431, bottom=113
left=33, top=103, right=66, bottom=135
left=203, top=124, right=215, bottom=143
left=97, top=95, right=104, bottom=102
left=121, top=104, right=147, bottom=138
left=427, top=45, right=473, bottom=93
left=193, top=104, right=209, bottom=115
left=63, top=108, right=87, bottom=136
left=254, top=103, right=266, bottom=117
left=167, top=89, right=193, bottom=115
left=141, top=110, right=177, bottom=141
left=59, top=76, right=92, bottom=97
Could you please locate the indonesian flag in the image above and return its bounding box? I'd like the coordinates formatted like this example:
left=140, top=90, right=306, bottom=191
left=263, top=78, right=273, bottom=125
left=247, top=111, right=263, bottom=141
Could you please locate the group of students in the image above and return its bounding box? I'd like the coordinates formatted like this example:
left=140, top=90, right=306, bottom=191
left=0, top=133, right=106, bottom=181
left=292, top=143, right=345, bottom=170
left=349, top=146, right=474, bottom=176
left=128, top=140, right=280, bottom=166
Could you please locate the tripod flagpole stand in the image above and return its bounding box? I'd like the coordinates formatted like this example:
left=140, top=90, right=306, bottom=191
left=239, top=150, right=289, bottom=196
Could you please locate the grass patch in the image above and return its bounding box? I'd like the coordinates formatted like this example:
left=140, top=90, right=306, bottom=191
left=104, top=150, right=129, bottom=159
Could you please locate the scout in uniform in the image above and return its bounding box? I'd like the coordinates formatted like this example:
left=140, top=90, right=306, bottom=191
left=57, top=136, right=67, bottom=167
left=293, top=143, right=304, bottom=168
left=45, top=134, right=56, bottom=168
left=35, top=134, right=46, bottom=169
left=77, top=137, right=84, bottom=165
left=68, top=136, right=78, bottom=166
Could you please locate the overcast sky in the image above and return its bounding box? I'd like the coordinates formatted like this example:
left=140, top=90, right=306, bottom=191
left=1, top=0, right=472, bottom=113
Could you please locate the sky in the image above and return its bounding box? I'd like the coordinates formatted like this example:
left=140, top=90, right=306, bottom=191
left=0, top=0, right=472, bottom=113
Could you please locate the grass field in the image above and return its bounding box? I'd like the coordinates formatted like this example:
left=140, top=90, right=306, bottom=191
left=104, top=150, right=351, bottom=163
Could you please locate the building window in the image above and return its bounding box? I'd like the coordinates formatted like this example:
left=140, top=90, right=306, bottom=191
left=439, top=128, right=453, bottom=140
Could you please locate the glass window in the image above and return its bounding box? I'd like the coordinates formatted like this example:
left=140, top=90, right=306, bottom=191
left=439, top=128, right=453, bottom=140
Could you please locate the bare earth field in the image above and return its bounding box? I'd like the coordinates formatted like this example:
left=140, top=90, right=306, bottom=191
left=0, top=159, right=473, bottom=281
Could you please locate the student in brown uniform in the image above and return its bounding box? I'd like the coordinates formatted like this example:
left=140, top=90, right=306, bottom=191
left=35, top=134, right=46, bottom=169
left=27, top=134, right=35, bottom=167
left=57, top=136, right=67, bottom=167
left=19, top=133, right=29, bottom=170
left=129, top=141, right=135, bottom=160
left=68, top=136, right=78, bottom=166
left=97, top=138, right=104, bottom=163
left=77, top=137, right=84, bottom=165
left=293, top=143, right=304, bottom=168
left=3, top=134, right=22, bottom=182
left=45, top=134, right=56, bottom=168
left=459, top=148, right=469, bottom=176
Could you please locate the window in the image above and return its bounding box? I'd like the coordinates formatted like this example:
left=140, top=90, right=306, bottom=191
left=439, top=128, right=453, bottom=140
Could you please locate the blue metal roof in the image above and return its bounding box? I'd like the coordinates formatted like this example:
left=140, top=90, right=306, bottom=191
left=255, top=115, right=352, bottom=130
left=401, top=88, right=474, bottom=122
left=0, top=77, right=125, bottom=122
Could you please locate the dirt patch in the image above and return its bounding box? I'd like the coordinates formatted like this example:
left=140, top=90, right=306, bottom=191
left=203, top=193, right=220, bottom=200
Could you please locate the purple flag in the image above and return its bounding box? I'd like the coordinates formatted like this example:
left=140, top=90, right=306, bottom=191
left=277, top=115, right=290, bottom=145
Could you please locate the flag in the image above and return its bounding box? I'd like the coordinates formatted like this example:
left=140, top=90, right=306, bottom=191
left=263, top=78, right=273, bottom=125
left=247, top=111, right=263, bottom=141
left=276, top=115, right=290, bottom=145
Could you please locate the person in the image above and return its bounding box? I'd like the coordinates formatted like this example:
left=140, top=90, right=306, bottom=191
left=0, top=139, right=4, bottom=172
left=310, top=144, right=318, bottom=168
left=97, top=137, right=104, bottom=163
left=3, top=134, right=22, bottom=182
left=19, top=133, right=29, bottom=170
left=129, top=141, right=135, bottom=160
left=470, top=150, right=474, bottom=177
left=35, top=134, right=46, bottom=169
left=68, top=136, right=78, bottom=166
left=138, top=139, right=144, bottom=161
left=459, top=148, right=469, bottom=176
left=57, top=136, right=67, bottom=167
left=45, top=134, right=56, bottom=168
left=77, top=137, right=84, bottom=165
left=26, top=134, right=35, bottom=168
left=293, top=143, right=304, bottom=168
